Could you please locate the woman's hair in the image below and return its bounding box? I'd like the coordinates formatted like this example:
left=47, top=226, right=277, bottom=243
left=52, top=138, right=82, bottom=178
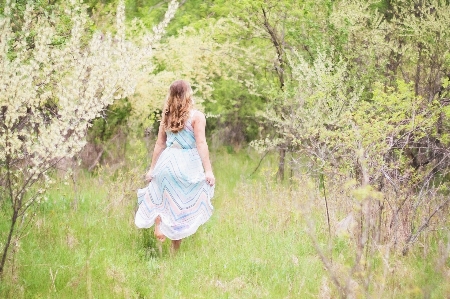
left=161, top=80, right=194, bottom=133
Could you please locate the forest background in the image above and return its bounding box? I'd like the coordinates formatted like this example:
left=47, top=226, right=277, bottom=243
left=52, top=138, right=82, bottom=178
left=1, top=0, right=450, bottom=298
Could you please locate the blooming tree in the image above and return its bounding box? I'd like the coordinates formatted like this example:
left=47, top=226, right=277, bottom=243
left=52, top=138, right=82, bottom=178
left=0, top=0, right=179, bottom=274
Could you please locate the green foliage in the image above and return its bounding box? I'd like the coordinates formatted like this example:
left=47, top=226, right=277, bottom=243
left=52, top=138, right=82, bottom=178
left=125, top=0, right=167, bottom=28
left=1, top=1, right=77, bottom=49
left=205, top=79, right=263, bottom=144
left=88, top=98, right=132, bottom=143
left=163, top=0, right=232, bottom=35
left=86, top=0, right=235, bottom=36
left=128, top=19, right=265, bottom=134
left=252, top=49, right=359, bottom=154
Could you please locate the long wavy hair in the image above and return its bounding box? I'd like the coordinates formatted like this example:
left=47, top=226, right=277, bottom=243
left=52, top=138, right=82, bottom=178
left=161, top=80, right=194, bottom=133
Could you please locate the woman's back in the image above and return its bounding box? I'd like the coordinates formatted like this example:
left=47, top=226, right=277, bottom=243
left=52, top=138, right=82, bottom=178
left=165, top=110, right=197, bottom=149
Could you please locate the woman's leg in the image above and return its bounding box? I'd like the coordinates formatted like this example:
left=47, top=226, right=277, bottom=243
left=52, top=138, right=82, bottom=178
left=154, top=215, right=166, bottom=242
left=171, top=239, right=182, bottom=255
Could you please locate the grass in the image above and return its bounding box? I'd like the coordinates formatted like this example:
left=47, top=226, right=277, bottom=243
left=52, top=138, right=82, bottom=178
left=0, top=144, right=449, bottom=298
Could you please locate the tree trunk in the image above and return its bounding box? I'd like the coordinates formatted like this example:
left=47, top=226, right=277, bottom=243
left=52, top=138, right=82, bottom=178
left=414, top=43, right=423, bottom=96
left=262, top=7, right=288, bottom=182
left=0, top=209, right=18, bottom=276
left=277, top=147, right=285, bottom=181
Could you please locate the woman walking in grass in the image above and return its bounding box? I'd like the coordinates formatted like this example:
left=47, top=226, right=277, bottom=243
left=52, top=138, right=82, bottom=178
left=135, top=80, right=215, bottom=253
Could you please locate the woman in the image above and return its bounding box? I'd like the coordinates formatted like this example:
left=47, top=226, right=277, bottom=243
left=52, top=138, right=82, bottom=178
left=135, top=80, right=215, bottom=252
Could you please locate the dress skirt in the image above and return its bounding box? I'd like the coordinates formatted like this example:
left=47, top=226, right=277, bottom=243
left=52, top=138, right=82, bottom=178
left=135, top=145, right=214, bottom=240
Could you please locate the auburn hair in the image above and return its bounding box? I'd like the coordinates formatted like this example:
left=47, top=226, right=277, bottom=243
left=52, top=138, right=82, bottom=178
left=161, top=80, right=193, bottom=133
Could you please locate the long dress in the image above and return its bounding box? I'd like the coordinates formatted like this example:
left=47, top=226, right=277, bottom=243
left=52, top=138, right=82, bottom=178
left=135, top=110, right=214, bottom=240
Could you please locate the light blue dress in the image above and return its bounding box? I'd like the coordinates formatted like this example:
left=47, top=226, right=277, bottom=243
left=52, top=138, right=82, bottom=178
left=135, top=110, right=214, bottom=240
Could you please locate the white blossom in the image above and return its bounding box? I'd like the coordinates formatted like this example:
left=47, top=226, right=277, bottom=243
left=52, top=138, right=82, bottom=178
left=0, top=0, right=179, bottom=271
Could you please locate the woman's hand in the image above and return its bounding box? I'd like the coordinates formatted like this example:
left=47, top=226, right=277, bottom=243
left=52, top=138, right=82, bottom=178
left=205, top=171, right=215, bottom=186
left=145, top=169, right=154, bottom=183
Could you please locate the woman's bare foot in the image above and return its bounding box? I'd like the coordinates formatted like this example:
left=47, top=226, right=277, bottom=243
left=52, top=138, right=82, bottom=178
left=154, top=216, right=166, bottom=242
left=170, top=239, right=182, bottom=255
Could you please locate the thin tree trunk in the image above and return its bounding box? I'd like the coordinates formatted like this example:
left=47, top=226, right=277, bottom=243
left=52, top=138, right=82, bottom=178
left=0, top=152, right=17, bottom=276
left=414, top=43, right=423, bottom=96
left=262, top=8, right=288, bottom=182
left=277, top=147, right=285, bottom=181
left=0, top=208, right=18, bottom=276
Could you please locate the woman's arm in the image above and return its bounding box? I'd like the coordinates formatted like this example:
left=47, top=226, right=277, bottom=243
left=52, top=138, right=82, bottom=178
left=193, top=111, right=215, bottom=186
left=145, top=122, right=167, bottom=182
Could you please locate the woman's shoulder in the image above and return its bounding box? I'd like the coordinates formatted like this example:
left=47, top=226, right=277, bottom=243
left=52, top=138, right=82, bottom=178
left=191, top=109, right=206, bottom=120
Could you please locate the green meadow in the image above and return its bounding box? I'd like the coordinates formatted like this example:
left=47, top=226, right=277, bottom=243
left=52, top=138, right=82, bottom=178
left=1, top=142, right=448, bottom=298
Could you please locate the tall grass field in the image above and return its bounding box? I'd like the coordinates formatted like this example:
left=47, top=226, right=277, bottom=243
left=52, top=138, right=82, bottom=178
left=0, top=142, right=449, bottom=298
